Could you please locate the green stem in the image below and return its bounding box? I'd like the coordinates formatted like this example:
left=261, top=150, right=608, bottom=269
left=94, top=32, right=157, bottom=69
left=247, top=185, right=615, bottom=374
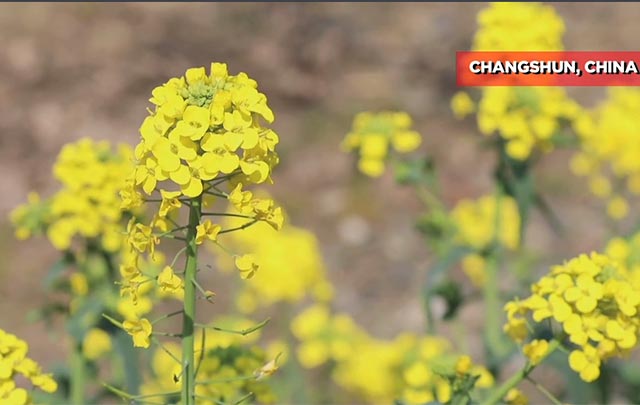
left=181, top=196, right=201, bottom=405
left=480, top=339, right=561, bottom=405
left=484, top=251, right=509, bottom=360
left=70, top=341, right=85, bottom=404
left=484, top=185, right=511, bottom=363
left=423, top=290, right=436, bottom=334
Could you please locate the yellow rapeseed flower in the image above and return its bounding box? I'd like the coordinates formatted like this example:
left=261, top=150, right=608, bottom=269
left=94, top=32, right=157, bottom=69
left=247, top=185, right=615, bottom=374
left=504, top=251, right=640, bottom=382
left=235, top=254, right=259, bottom=280
left=130, top=63, right=278, bottom=200
left=82, top=328, right=112, bottom=360
left=123, top=318, right=153, bottom=348
left=451, top=194, right=520, bottom=250
left=215, top=218, right=333, bottom=310
left=0, top=328, right=57, bottom=403
left=572, top=88, right=640, bottom=218
left=195, top=220, right=222, bottom=245
left=342, top=111, right=421, bottom=177
left=11, top=139, right=134, bottom=252
left=522, top=339, right=549, bottom=365
left=451, top=92, right=475, bottom=119
left=458, top=4, right=580, bottom=160
left=505, top=388, right=528, bottom=405
left=157, top=266, right=183, bottom=294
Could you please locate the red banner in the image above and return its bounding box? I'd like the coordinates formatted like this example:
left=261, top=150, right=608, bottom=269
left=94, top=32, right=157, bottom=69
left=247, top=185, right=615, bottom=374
left=457, top=51, right=640, bottom=86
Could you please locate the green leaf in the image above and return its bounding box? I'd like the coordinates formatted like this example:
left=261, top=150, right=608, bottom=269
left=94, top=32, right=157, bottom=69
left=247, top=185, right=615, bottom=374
left=394, top=157, right=435, bottom=186
left=113, top=331, right=141, bottom=394
left=432, top=279, right=464, bottom=320
left=27, top=303, right=68, bottom=324
left=494, top=140, right=535, bottom=246
left=423, top=245, right=472, bottom=328
left=44, top=252, right=74, bottom=290
left=65, top=299, right=104, bottom=341
left=619, top=362, right=640, bottom=385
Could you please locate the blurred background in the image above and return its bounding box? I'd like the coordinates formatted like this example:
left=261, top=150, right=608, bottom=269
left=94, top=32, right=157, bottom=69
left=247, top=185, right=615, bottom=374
left=1, top=1, right=639, bottom=377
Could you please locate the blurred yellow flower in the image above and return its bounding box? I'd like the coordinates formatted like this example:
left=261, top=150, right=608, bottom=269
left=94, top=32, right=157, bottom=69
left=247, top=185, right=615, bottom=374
left=505, top=388, right=529, bottom=405
left=451, top=91, right=475, bottom=119
left=523, top=339, right=549, bottom=365
left=82, top=328, right=112, bottom=360
left=451, top=194, right=520, bottom=250
left=0, top=328, right=57, bottom=403
left=342, top=111, right=421, bottom=177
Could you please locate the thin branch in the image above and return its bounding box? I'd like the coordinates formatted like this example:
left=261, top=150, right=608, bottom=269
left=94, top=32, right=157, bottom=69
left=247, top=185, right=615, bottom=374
left=194, top=395, right=227, bottom=405
left=208, top=171, right=241, bottom=188
left=203, top=190, right=228, bottom=198
left=145, top=198, right=190, bottom=203
left=201, top=212, right=254, bottom=220
left=194, top=318, right=270, bottom=336
left=170, top=246, right=188, bottom=268
left=194, top=329, right=207, bottom=379
left=213, top=241, right=235, bottom=256
left=191, top=277, right=215, bottom=303
left=151, top=309, right=184, bottom=325
left=151, top=331, right=182, bottom=338
left=154, top=226, right=189, bottom=238
left=166, top=216, right=182, bottom=229
left=210, top=183, right=229, bottom=197
left=163, top=235, right=187, bottom=241
left=102, top=383, right=134, bottom=400
left=233, top=392, right=255, bottom=405
left=102, top=383, right=180, bottom=404
left=526, top=377, right=563, bottom=405
left=196, top=375, right=256, bottom=386
left=219, top=220, right=258, bottom=235
left=102, top=313, right=124, bottom=329
left=151, top=336, right=182, bottom=365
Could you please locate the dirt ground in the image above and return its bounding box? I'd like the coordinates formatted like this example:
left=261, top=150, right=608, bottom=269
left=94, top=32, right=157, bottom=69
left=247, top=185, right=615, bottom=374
left=1, top=2, right=640, bottom=400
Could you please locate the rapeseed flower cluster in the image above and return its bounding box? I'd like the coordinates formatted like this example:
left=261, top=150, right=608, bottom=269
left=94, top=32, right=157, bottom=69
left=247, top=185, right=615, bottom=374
left=11, top=138, right=134, bottom=252
left=341, top=111, right=421, bottom=177
left=504, top=252, right=640, bottom=382
left=453, top=3, right=581, bottom=160
left=571, top=88, right=640, bottom=219
left=473, top=2, right=565, bottom=51
left=450, top=194, right=520, bottom=287
left=140, top=318, right=278, bottom=404
left=291, top=305, right=366, bottom=369
left=121, top=62, right=278, bottom=201
left=605, top=233, right=640, bottom=281
left=475, top=87, right=581, bottom=160
left=0, top=328, right=57, bottom=405
left=117, top=63, right=284, bottom=349
left=10, top=138, right=168, bottom=403
left=291, top=305, right=493, bottom=403
left=451, top=194, right=520, bottom=251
